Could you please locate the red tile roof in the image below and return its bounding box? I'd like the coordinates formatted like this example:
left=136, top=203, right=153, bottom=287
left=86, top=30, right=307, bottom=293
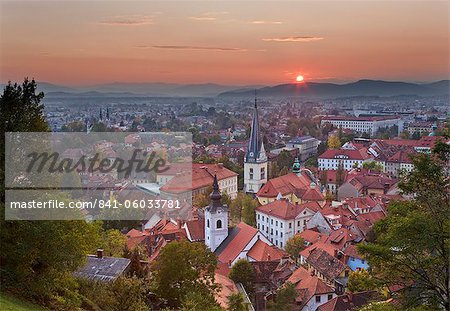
left=247, top=239, right=287, bottom=262
left=287, top=266, right=334, bottom=306
left=298, top=229, right=328, bottom=245
left=184, top=218, right=205, bottom=242
left=216, top=222, right=259, bottom=264
left=160, top=163, right=238, bottom=194
left=257, top=172, right=313, bottom=198
left=256, top=200, right=318, bottom=220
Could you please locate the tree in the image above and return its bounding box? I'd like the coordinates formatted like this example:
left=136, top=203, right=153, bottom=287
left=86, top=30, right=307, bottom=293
left=0, top=80, right=105, bottom=307
left=229, top=259, right=255, bottom=293
left=103, top=229, right=127, bottom=257
left=327, top=135, right=341, bottom=149
left=228, top=293, right=249, bottom=311
left=285, top=235, right=305, bottom=263
left=181, top=290, right=222, bottom=311
left=240, top=195, right=259, bottom=227
left=362, top=161, right=384, bottom=172
left=267, top=282, right=297, bottom=311
left=358, top=147, right=450, bottom=310
left=151, top=240, right=218, bottom=308
left=347, top=270, right=378, bottom=293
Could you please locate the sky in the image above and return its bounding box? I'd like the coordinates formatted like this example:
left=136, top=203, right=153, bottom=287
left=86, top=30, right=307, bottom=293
left=0, top=1, right=449, bottom=86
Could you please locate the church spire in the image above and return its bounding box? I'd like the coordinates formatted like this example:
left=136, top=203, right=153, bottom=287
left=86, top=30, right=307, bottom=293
left=246, top=90, right=261, bottom=162
left=210, top=174, right=222, bottom=207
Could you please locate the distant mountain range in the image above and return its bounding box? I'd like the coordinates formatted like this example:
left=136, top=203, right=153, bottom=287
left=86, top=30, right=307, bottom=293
left=1, top=80, right=448, bottom=98
left=219, top=79, right=450, bottom=98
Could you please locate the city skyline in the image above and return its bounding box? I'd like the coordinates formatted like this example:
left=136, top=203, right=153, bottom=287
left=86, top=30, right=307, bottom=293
left=1, top=1, right=449, bottom=86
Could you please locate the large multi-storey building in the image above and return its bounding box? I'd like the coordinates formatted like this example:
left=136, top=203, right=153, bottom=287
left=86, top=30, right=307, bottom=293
left=321, top=116, right=402, bottom=137
left=255, top=199, right=320, bottom=249
left=318, top=148, right=373, bottom=171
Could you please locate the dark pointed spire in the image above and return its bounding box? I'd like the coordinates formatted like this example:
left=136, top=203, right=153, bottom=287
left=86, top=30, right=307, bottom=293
left=210, top=174, right=222, bottom=207
left=246, top=91, right=261, bottom=162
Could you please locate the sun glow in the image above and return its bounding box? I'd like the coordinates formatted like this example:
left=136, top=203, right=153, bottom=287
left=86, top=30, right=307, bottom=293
left=296, top=75, right=304, bottom=82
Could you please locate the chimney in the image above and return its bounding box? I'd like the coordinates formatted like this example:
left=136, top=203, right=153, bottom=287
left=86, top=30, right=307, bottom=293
left=383, top=182, right=390, bottom=194
left=228, top=260, right=232, bottom=267
left=96, top=249, right=104, bottom=259
left=267, top=254, right=271, bottom=261
left=218, top=162, right=223, bottom=168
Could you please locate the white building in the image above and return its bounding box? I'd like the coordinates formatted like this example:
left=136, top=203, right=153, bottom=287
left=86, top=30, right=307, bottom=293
left=255, top=199, right=320, bottom=249
left=318, top=148, right=373, bottom=171
left=321, top=116, right=402, bottom=137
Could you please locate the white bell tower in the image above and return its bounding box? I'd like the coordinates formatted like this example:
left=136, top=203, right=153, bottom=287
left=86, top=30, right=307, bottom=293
left=204, top=175, right=229, bottom=252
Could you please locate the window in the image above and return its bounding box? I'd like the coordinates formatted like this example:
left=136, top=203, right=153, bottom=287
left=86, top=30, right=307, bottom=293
left=276, top=221, right=278, bottom=226
left=261, top=167, right=265, bottom=180
left=216, top=219, right=222, bottom=229
left=315, top=296, right=321, bottom=303
left=249, top=168, right=253, bottom=180
left=262, top=225, right=265, bottom=231
left=280, top=242, right=283, bottom=248
left=328, top=294, right=333, bottom=301
left=257, top=214, right=260, bottom=220
left=280, top=232, right=283, bottom=238
left=297, top=221, right=300, bottom=226
left=361, top=260, right=365, bottom=264
left=207, top=219, right=210, bottom=228
left=275, top=230, right=278, bottom=236
left=289, top=223, right=292, bottom=229
left=271, top=219, right=273, bottom=225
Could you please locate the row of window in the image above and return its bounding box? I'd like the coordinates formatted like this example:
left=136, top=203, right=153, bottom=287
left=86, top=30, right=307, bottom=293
left=206, top=219, right=223, bottom=229
left=249, top=167, right=266, bottom=180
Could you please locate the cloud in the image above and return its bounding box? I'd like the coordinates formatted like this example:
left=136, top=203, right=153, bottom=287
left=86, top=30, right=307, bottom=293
left=249, top=20, right=282, bottom=25
left=189, top=16, right=217, bottom=21
left=99, top=15, right=153, bottom=26
left=189, top=11, right=228, bottom=22
left=138, top=45, right=247, bottom=52
left=262, top=36, right=324, bottom=42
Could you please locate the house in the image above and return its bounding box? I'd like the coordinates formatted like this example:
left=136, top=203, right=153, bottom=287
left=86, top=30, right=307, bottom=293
left=256, top=172, right=322, bottom=205
left=285, top=266, right=337, bottom=311
left=317, top=291, right=382, bottom=311
left=337, top=171, right=397, bottom=200
left=256, top=199, right=321, bottom=248
left=74, top=249, right=130, bottom=282
left=344, top=244, right=369, bottom=271
left=304, top=248, right=350, bottom=294
left=318, top=148, right=373, bottom=171
left=160, top=163, right=238, bottom=201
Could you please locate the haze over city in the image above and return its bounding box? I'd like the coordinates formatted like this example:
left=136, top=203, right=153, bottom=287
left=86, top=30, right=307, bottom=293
left=1, top=1, right=449, bottom=86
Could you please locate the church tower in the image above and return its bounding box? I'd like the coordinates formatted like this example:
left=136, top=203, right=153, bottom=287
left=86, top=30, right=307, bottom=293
left=244, top=95, right=267, bottom=194
left=204, top=175, right=229, bottom=252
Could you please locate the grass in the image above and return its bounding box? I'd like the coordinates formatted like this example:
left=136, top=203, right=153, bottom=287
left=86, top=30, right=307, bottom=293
left=0, top=292, right=46, bottom=311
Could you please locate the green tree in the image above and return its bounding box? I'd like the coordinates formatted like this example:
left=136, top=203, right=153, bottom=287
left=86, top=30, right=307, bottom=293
left=181, top=290, right=223, bottom=311
left=358, top=147, right=450, bottom=310
left=229, top=259, right=255, bottom=293
left=347, top=270, right=378, bottom=293
left=151, top=240, right=218, bottom=308
left=267, top=282, right=297, bottom=311
left=285, top=235, right=305, bottom=263
left=103, top=229, right=127, bottom=257
left=362, top=161, right=384, bottom=172
left=241, top=195, right=259, bottom=227
left=228, top=293, right=249, bottom=311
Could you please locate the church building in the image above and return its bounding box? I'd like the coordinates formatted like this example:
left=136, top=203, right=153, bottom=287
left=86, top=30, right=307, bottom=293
left=244, top=96, right=268, bottom=194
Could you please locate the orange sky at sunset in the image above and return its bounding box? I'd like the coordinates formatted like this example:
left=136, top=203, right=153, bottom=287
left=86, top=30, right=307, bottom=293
left=0, top=1, right=448, bottom=86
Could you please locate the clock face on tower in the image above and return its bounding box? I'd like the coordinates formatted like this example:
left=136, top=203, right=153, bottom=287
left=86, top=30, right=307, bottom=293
left=249, top=152, right=254, bottom=157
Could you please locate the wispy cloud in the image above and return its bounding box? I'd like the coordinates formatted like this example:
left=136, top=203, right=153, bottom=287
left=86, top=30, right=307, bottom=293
left=137, top=45, right=246, bottom=52
left=99, top=15, right=154, bottom=26
left=262, top=36, right=324, bottom=42
left=249, top=20, right=282, bottom=25
left=189, top=11, right=228, bottom=22
left=189, top=16, right=217, bottom=21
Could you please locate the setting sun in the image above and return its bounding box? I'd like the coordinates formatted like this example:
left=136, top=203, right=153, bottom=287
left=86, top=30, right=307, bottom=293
left=296, top=75, right=304, bottom=82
